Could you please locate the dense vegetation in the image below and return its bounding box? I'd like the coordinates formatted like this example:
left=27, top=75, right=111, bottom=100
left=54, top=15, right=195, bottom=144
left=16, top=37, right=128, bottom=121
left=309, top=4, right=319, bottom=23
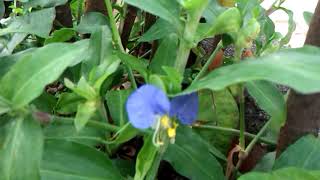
left=0, top=0, right=320, bottom=179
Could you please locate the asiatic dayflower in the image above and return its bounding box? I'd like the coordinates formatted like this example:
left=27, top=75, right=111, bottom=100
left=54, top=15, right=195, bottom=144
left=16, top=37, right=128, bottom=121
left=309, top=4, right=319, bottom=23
left=126, top=84, right=198, bottom=146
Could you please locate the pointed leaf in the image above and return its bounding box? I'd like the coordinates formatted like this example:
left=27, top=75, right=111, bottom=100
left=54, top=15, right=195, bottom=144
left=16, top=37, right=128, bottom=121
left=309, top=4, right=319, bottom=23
left=184, top=46, right=320, bottom=95
left=134, top=134, right=158, bottom=180
left=246, top=81, right=286, bottom=139
left=150, top=33, right=179, bottom=74
left=106, top=89, right=132, bottom=126
left=74, top=101, right=97, bottom=131
left=0, top=40, right=89, bottom=108
left=124, top=0, right=181, bottom=27
left=0, top=8, right=55, bottom=38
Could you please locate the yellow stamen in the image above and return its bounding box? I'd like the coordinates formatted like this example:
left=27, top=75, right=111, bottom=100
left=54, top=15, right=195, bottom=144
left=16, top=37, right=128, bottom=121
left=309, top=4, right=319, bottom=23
left=167, top=128, right=176, bottom=138
left=160, top=115, right=170, bottom=128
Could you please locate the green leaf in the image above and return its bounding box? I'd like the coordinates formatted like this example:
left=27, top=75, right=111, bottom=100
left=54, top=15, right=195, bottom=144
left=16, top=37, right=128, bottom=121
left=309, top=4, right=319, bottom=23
left=148, top=74, right=167, bottom=92
left=22, top=0, right=67, bottom=8
left=0, top=48, right=35, bottom=76
left=183, top=46, right=320, bottom=95
left=303, top=11, right=313, bottom=25
left=197, top=90, right=215, bottom=122
left=44, top=28, right=75, bottom=45
left=44, top=116, right=105, bottom=146
left=134, top=134, right=158, bottom=180
left=0, top=116, right=43, bottom=180
left=197, top=7, right=241, bottom=40
left=246, top=81, right=286, bottom=139
left=0, top=8, right=55, bottom=38
left=259, top=16, right=275, bottom=42
left=0, top=40, right=89, bottom=108
left=74, top=101, right=97, bottom=131
left=105, top=89, right=132, bottom=126
left=75, top=12, right=109, bottom=34
left=164, top=126, right=224, bottom=180
left=253, top=152, right=276, bottom=172
left=0, top=33, right=28, bottom=56
left=138, top=19, right=176, bottom=42
left=0, top=96, right=10, bottom=115
left=65, top=77, right=97, bottom=100
left=54, top=92, right=84, bottom=114
left=116, top=51, right=149, bottom=79
left=149, top=33, right=179, bottom=74
left=196, top=89, right=238, bottom=154
left=239, top=167, right=320, bottom=180
left=82, top=25, right=113, bottom=76
left=32, top=92, right=57, bottom=113
left=279, top=8, right=296, bottom=46
left=124, top=0, right=181, bottom=27
left=162, top=66, right=183, bottom=94
left=92, top=60, right=120, bottom=92
left=274, top=135, right=320, bottom=170
left=110, top=123, right=139, bottom=145
left=202, top=0, right=225, bottom=24
left=41, top=140, right=123, bottom=179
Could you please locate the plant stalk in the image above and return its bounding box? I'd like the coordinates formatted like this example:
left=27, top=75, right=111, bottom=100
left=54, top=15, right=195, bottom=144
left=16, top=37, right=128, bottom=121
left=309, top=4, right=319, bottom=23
left=52, top=117, right=121, bottom=132
left=238, top=84, right=246, bottom=150
left=104, top=0, right=137, bottom=89
left=192, top=41, right=223, bottom=83
left=192, top=124, right=276, bottom=145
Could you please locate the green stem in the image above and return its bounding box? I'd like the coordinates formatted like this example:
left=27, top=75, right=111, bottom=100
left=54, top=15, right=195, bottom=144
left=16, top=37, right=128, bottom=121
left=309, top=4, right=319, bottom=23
left=104, top=0, right=137, bottom=89
left=104, top=0, right=124, bottom=51
left=52, top=117, right=121, bottom=132
left=234, top=119, right=272, bottom=176
left=245, top=119, right=272, bottom=154
left=192, top=124, right=276, bottom=145
left=175, top=6, right=207, bottom=75
left=238, top=85, right=246, bottom=150
left=45, top=136, right=113, bottom=145
left=192, top=41, right=223, bottom=83
left=175, top=40, right=191, bottom=74
left=77, top=0, right=84, bottom=24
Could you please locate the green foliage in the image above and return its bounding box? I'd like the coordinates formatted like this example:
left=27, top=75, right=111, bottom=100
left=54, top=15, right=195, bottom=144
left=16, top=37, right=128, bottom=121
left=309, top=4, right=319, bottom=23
left=304, top=11, right=313, bottom=25
left=0, top=8, right=55, bottom=38
left=184, top=46, right=320, bottom=95
left=164, top=126, right=225, bottom=180
left=241, top=135, right=320, bottom=179
left=0, top=116, right=43, bottom=180
left=0, top=0, right=319, bottom=179
left=41, top=140, right=123, bottom=179
left=274, top=135, right=320, bottom=170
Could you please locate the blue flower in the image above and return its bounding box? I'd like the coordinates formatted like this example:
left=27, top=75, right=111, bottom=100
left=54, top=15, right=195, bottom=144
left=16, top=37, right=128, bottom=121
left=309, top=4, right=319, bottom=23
left=126, top=84, right=198, bottom=129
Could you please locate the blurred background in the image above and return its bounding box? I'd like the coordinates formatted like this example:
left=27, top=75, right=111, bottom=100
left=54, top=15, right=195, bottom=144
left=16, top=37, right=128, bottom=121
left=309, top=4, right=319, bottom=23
left=261, top=0, right=318, bottom=47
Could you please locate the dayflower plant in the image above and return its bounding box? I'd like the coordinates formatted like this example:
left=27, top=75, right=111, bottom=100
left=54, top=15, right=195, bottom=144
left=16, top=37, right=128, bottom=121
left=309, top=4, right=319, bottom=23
left=126, top=84, right=198, bottom=146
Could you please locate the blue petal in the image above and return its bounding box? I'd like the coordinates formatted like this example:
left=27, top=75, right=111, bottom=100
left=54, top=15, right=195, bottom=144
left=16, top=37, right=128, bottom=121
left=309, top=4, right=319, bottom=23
left=126, top=84, right=170, bottom=129
left=169, top=92, right=198, bottom=125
